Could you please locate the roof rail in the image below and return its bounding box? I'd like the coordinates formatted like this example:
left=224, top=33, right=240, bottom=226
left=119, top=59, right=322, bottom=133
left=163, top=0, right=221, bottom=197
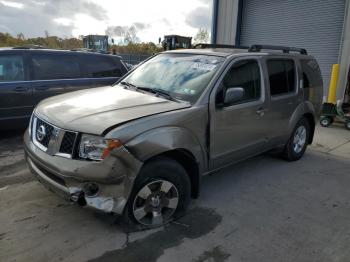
left=12, top=45, right=45, bottom=49
left=248, top=44, right=307, bottom=55
left=194, top=43, right=249, bottom=49
left=70, top=48, right=110, bottom=55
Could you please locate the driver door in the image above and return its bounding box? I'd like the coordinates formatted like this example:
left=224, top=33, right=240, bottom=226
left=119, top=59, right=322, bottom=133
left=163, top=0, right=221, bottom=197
left=209, top=58, right=269, bottom=170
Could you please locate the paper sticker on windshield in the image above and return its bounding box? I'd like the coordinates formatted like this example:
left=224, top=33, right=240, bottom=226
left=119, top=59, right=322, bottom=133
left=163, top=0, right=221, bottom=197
left=191, top=63, right=217, bottom=71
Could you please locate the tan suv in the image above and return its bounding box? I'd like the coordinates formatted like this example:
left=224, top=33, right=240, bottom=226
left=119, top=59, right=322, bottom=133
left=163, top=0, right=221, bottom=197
left=24, top=44, right=323, bottom=227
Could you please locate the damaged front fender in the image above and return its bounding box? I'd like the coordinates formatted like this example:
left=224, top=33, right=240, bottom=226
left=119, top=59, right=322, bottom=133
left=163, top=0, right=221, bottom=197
left=65, top=146, right=143, bottom=214
left=25, top=130, right=143, bottom=214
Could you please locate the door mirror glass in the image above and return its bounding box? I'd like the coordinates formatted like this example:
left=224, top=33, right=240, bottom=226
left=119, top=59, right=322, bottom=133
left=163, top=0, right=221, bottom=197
left=224, top=87, right=245, bottom=106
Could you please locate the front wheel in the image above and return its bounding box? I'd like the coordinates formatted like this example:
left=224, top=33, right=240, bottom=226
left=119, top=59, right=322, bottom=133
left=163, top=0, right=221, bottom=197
left=125, top=157, right=191, bottom=228
left=283, top=118, right=310, bottom=161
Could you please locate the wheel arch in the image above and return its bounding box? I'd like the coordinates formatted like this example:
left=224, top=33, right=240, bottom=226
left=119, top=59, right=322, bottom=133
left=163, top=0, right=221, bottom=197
left=143, top=149, right=201, bottom=199
left=303, top=112, right=315, bottom=144
left=125, top=126, right=206, bottom=198
left=288, top=102, right=316, bottom=144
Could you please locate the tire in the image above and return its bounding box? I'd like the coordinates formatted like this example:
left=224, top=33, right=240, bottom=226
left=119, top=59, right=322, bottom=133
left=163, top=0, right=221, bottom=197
left=320, top=116, right=333, bottom=127
left=124, top=157, right=191, bottom=228
left=283, top=117, right=310, bottom=161
left=345, top=121, right=350, bottom=130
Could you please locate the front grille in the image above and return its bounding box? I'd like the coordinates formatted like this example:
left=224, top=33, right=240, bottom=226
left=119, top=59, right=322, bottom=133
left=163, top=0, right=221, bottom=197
left=59, top=131, right=77, bottom=155
left=32, top=116, right=78, bottom=158
left=35, top=118, right=54, bottom=147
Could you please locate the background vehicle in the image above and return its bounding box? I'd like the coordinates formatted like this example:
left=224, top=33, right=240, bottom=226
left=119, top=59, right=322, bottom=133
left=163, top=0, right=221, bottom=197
left=162, top=35, right=192, bottom=50
left=0, top=47, right=128, bottom=129
left=83, top=35, right=109, bottom=53
left=24, top=44, right=323, bottom=228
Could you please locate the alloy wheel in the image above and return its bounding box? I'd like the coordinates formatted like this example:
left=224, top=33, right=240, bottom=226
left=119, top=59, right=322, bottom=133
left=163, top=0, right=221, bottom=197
left=132, top=180, right=179, bottom=226
left=293, top=126, right=307, bottom=153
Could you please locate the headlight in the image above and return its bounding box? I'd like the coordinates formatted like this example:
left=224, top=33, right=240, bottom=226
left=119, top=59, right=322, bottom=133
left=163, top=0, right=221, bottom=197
left=79, top=134, right=122, bottom=161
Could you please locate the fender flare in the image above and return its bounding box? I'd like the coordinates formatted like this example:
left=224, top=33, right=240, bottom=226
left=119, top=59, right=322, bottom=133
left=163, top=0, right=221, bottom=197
left=288, top=101, right=316, bottom=141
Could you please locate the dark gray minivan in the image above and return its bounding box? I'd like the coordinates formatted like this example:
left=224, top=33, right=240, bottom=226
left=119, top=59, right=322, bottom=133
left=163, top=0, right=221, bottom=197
left=0, top=48, right=128, bottom=129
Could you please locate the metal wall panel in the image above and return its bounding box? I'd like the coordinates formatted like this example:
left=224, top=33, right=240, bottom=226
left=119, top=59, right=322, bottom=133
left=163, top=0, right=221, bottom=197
left=216, top=0, right=239, bottom=45
left=338, top=0, right=350, bottom=101
left=240, top=0, right=346, bottom=94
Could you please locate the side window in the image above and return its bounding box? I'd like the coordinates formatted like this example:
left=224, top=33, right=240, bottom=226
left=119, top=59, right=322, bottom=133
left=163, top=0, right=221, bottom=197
left=301, top=59, right=322, bottom=88
left=32, top=53, right=81, bottom=80
left=0, top=55, right=25, bottom=82
left=218, top=60, right=261, bottom=105
left=82, top=55, right=123, bottom=78
left=267, top=59, right=295, bottom=96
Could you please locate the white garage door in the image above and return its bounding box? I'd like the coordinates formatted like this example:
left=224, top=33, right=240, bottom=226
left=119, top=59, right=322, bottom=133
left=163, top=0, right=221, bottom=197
left=240, top=0, right=345, bottom=94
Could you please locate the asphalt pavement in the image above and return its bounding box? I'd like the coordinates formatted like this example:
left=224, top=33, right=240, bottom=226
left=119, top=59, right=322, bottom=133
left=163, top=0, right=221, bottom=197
left=0, top=125, right=349, bottom=262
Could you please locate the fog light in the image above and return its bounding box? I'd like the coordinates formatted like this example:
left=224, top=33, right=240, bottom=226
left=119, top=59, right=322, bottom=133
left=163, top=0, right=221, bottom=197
left=83, top=183, right=99, bottom=197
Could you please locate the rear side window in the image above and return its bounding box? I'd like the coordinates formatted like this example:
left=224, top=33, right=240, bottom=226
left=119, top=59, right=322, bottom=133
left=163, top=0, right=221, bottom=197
left=81, top=55, right=123, bottom=78
left=301, top=59, right=322, bottom=88
left=221, top=60, right=261, bottom=105
left=32, top=53, right=80, bottom=80
left=267, top=59, right=295, bottom=96
left=0, top=55, right=24, bottom=82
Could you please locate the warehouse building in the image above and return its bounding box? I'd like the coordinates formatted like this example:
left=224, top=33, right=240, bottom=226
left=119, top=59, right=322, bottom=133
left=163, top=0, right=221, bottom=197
left=211, top=0, right=350, bottom=102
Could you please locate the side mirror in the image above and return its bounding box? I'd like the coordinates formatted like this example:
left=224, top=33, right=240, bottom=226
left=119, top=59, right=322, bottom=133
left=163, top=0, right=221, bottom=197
left=224, top=87, right=245, bottom=106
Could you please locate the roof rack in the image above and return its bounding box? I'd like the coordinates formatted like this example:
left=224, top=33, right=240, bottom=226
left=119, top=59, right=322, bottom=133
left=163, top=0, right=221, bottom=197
left=194, top=43, right=249, bottom=49
left=248, top=44, right=307, bottom=55
left=194, top=43, right=307, bottom=55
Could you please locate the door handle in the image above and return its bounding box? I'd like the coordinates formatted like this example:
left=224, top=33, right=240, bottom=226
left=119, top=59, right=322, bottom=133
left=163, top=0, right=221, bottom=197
left=14, top=86, right=29, bottom=92
left=256, top=108, right=265, bottom=116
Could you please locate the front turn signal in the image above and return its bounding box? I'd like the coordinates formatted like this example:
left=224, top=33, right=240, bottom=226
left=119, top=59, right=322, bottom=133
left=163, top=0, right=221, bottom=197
left=101, top=139, right=123, bottom=159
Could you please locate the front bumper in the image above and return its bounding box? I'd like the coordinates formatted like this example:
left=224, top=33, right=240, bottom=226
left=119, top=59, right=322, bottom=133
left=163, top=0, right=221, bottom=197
left=24, top=129, right=142, bottom=214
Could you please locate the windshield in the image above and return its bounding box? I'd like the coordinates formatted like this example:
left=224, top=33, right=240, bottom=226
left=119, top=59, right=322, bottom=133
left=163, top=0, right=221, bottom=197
left=121, top=53, right=225, bottom=103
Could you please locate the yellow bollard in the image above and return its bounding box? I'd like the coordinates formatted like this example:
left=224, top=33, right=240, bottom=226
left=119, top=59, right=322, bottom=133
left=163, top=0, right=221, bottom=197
left=327, top=64, right=340, bottom=104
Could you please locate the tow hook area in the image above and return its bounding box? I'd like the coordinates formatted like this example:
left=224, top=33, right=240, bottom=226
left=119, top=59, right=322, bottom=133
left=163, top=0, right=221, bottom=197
left=70, top=191, right=86, bottom=207
left=69, top=186, right=116, bottom=213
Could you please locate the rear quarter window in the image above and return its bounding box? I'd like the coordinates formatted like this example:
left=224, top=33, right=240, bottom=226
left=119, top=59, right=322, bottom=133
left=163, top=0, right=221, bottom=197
left=300, top=59, right=322, bottom=88
left=81, top=55, right=123, bottom=78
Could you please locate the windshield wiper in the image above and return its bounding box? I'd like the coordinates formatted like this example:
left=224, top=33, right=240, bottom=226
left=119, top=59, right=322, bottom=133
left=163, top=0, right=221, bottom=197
left=120, top=81, right=137, bottom=89
left=136, top=86, right=179, bottom=102
left=120, top=82, right=180, bottom=102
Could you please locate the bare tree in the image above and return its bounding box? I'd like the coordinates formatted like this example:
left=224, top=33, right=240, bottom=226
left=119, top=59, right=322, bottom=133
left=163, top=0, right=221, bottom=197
left=17, top=33, right=25, bottom=40
left=194, top=28, right=209, bottom=44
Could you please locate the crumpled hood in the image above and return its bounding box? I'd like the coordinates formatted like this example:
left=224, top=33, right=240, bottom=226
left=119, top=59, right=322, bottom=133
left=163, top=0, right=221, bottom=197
left=35, top=86, right=190, bottom=134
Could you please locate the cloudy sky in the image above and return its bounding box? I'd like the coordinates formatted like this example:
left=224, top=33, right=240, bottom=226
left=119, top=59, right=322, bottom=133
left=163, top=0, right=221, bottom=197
left=0, top=0, right=212, bottom=43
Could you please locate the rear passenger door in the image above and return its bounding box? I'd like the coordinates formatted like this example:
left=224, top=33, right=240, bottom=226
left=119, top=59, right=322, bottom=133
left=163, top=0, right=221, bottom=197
left=30, top=52, right=82, bottom=104
left=0, top=51, right=33, bottom=126
left=78, top=54, right=126, bottom=88
left=264, top=58, right=299, bottom=145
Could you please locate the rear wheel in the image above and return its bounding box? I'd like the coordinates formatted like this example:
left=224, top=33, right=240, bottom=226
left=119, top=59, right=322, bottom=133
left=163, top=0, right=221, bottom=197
left=125, top=157, right=191, bottom=228
left=320, top=116, right=333, bottom=127
left=283, top=118, right=310, bottom=161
